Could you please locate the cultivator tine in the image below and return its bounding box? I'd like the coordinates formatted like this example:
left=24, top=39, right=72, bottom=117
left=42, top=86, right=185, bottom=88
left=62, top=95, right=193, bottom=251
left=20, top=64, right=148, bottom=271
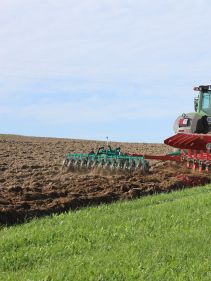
left=62, top=159, right=67, bottom=167
left=110, top=159, right=116, bottom=171
left=109, top=162, right=114, bottom=171
left=86, top=159, right=93, bottom=169
left=116, top=159, right=123, bottom=171
left=130, top=159, right=135, bottom=171
left=80, top=158, right=87, bottom=170
left=135, top=160, right=141, bottom=171
left=92, top=159, right=98, bottom=169
left=73, top=158, right=80, bottom=170
left=98, top=158, right=105, bottom=168
left=104, top=161, right=111, bottom=170
left=66, top=158, right=74, bottom=171
left=123, top=160, right=128, bottom=171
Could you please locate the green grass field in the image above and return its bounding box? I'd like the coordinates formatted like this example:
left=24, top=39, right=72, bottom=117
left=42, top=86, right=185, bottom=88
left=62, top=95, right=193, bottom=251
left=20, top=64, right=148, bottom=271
left=0, top=185, right=211, bottom=281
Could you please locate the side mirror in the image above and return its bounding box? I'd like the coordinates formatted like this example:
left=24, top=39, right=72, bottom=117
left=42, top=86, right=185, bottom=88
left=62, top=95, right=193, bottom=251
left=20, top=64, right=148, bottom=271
left=194, top=97, right=198, bottom=112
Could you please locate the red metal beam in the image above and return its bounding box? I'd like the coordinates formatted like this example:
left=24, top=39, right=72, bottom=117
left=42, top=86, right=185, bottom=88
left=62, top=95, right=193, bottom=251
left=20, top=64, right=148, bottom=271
left=164, top=133, right=211, bottom=150
left=128, top=153, right=181, bottom=162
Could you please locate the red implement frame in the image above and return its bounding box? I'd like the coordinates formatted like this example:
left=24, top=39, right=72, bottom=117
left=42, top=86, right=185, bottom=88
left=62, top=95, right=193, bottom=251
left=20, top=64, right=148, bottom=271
left=164, top=133, right=211, bottom=150
left=129, top=133, right=211, bottom=172
left=164, top=133, right=211, bottom=172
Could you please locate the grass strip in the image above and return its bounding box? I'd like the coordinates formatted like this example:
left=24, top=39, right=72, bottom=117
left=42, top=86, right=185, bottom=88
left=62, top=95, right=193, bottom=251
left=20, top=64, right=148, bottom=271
left=0, top=185, right=211, bottom=281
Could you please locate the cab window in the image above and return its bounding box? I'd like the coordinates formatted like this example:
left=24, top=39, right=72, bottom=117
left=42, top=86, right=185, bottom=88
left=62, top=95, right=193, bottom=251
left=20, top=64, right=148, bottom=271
left=202, top=93, right=211, bottom=115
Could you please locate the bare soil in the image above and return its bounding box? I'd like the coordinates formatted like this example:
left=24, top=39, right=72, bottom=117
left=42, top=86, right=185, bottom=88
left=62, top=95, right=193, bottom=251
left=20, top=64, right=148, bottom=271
left=0, top=134, right=210, bottom=225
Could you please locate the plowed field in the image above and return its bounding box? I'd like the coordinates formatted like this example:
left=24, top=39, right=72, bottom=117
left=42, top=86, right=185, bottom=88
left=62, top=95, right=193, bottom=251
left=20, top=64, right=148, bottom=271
left=0, top=135, right=210, bottom=225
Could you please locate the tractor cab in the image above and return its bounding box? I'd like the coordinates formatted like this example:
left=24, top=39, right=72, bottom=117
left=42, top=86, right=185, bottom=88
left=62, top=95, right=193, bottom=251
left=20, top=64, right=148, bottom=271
left=194, top=85, right=211, bottom=116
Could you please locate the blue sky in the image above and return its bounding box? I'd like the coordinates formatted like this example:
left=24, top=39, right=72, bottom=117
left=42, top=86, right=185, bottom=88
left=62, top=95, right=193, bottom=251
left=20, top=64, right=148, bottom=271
left=0, top=0, right=211, bottom=142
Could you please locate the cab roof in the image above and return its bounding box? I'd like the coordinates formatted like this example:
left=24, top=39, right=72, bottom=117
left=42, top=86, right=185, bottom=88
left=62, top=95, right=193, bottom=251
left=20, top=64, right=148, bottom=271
left=194, top=85, right=211, bottom=92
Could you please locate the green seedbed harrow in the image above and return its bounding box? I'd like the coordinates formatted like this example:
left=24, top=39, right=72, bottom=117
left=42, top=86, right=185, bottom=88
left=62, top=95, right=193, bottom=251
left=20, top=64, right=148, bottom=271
left=62, top=146, right=150, bottom=174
